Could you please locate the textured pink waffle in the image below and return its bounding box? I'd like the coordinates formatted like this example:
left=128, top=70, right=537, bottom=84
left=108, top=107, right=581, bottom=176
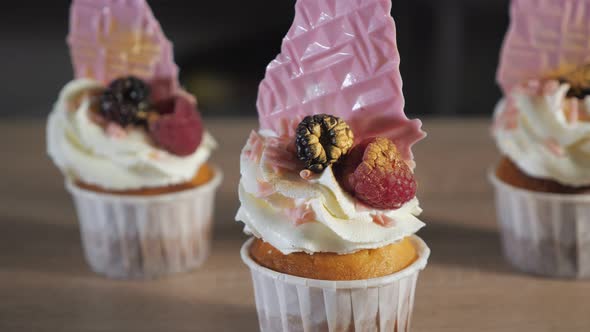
left=497, top=0, right=590, bottom=93
left=68, top=0, right=179, bottom=100
left=256, top=0, right=425, bottom=161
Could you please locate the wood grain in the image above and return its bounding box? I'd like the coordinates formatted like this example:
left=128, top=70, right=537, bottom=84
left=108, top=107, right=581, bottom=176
left=1, top=118, right=589, bottom=332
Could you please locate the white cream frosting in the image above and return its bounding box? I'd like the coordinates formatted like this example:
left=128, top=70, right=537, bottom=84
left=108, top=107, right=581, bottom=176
left=47, top=79, right=216, bottom=190
left=493, top=82, right=590, bottom=187
left=235, top=131, right=424, bottom=255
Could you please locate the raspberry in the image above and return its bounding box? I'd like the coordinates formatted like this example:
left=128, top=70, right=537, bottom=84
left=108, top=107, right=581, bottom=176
left=153, top=97, right=176, bottom=115
left=148, top=95, right=203, bottom=156
left=335, top=137, right=416, bottom=210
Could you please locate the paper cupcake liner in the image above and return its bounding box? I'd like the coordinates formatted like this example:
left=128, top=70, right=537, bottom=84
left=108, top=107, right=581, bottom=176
left=66, top=168, right=222, bottom=279
left=241, top=236, right=430, bottom=332
left=489, top=170, right=590, bottom=278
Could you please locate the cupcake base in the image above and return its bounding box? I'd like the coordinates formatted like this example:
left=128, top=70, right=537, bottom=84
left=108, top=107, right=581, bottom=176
left=75, top=163, right=215, bottom=196
left=496, top=157, right=590, bottom=194
left=489, top=169, right=590, bottom=278
left=241, top=236, right=430, bottom=332
left=66, top=167, right=222, bottom=279
left=249, top=237, right=418, bottom=280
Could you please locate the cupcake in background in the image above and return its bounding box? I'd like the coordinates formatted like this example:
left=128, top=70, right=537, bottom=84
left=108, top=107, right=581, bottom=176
left=47, top=0, right=222, bottom=279
left=236, top=0, right=429, bottom=330
left=491, top=0, right=590, bottom=278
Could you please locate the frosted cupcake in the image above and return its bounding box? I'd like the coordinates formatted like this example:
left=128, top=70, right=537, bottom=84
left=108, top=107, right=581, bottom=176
left=236, top=0, right=429, bottom=330
left=491, top=0, right=590, bottom=278
left=47, top=0, right=221, bottom=279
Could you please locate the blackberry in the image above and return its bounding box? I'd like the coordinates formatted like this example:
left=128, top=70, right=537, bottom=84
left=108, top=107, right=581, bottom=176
left=295, top=114, right=354, bottom=173
left=565, top=85, right=590, bottom=99
left=99, top=76, right=152, bottom=126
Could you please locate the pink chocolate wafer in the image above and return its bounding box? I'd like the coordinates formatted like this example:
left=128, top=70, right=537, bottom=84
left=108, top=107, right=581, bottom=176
left=68, top=0, right=179, bottom=99
left=497, top=0, right=590, bottom=93
left=256, top=0, right=425, bottom=161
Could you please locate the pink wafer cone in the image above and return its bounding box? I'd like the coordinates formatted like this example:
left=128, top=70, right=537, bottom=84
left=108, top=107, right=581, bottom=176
left=68, top=0, right=179, bottom=100
left=497, top=0, right=590, bottom=93
left=256, top=0, right=425, bottom=161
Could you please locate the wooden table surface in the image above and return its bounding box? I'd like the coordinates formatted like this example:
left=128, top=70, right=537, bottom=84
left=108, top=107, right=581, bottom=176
left=2, top=118, right=590, bottom=332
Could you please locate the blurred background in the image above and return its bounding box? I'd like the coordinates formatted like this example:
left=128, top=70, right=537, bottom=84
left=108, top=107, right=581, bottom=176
left=1, top=0, right=509, bottom=120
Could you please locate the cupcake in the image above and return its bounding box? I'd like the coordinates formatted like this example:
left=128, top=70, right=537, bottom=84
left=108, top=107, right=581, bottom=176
left=491, top=0, right=590, bottom=278
left=46, top=0, right=222, bottom=279
left=236, top=0, right=430, bottom=330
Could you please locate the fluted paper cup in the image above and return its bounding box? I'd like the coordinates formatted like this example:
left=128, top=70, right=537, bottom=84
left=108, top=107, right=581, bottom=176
left=65, top=167, right=222, bottom=279
left=489, top=170, right=590, bottom=278
left=241, top=236, right=430, bottom=332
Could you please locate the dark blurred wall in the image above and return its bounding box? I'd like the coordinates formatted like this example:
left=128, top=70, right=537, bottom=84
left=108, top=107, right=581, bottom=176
left=0, top=0, right=508, bottom=119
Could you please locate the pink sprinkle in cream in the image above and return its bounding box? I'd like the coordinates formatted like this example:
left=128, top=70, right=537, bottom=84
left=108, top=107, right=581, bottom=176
left=372, top=214, right=396, bottom=228
left=265, top=138, right=300, bottom=174
left=565, top=98, right=580, bottom=124
left=149, top=151, right=161, bottom=160
left=106, top=123, right=127, bottom=139
left=245, top=131, right=264, bottom=163
left=498, top=100, right=519, bottom=131
left=286, top=205, right=317, bottom=226
left=524, top=80, right=541, bottom=95
left=256, top=180, right=275, bottom=198
left=544, top=138, right=564, bottom=157
left=542, top=80, right=560, bottom=95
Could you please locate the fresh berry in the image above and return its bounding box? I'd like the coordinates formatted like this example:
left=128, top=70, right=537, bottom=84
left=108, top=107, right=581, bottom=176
left=153, top=98, right=176, bottom=115
left=99, top=76, right=151, bottom=126
left=564, top=84, right=590, bottom=99
left=558, top=65, right=590, bottom=98
left=295, top=114, right=354, bottom=173
left=148, top=96, right=203, bottom=156
left=335, top=137, right=416, bottom=210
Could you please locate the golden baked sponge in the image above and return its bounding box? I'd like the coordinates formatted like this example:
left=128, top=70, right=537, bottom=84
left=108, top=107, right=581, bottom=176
left=496, top=157, right=590, bottom=194
left=250, top=237, right=418, bottom=280
left=75, top=163, right=214, bottom=196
